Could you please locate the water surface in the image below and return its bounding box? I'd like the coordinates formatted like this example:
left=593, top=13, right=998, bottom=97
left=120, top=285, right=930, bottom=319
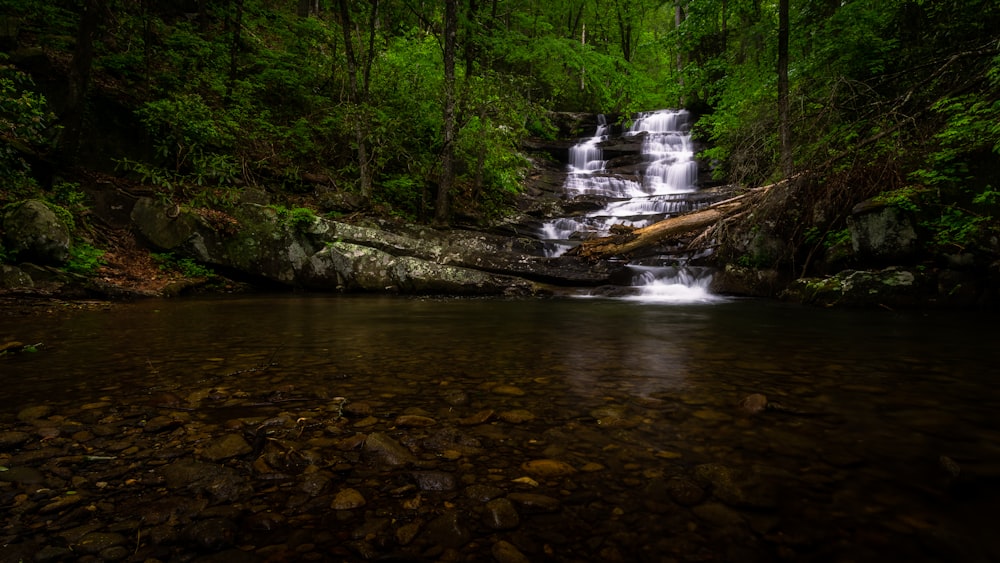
left=2, top=295, right=998, bottom=561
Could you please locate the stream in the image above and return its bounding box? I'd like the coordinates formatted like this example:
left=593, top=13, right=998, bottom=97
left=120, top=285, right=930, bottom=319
left=1, top=295, right=998, bottom=562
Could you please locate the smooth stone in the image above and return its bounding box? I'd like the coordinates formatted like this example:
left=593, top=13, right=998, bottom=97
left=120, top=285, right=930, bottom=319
left=665, top=476, right=706, bottom=506
left=520, top=459, right=577, bottom=477
left=143, top=415, right=183, bottom=433
left=507, top=492, right=561, bottom=512
left=199, top=433, right=252, bottom=461
left=0, top=466, right=45, bottom=484
left=492, top=539, right=531, bottom=563
left=738, top=393, right=769, bottom=415
left=17, top=405, right=53, bottom=422
left=458, top=410, right=494, bottom=425
left=394, top=414, right=437, bottom=427
left=0, top=431, right=32, bottom=449
left=465, top=484, right=505, bottom=502
left=499, top=410, right=535, bottom=423
left=492, top=385, right=525, bottom=396
left=693, top=502, right=745, bottom=526
left=363, top=432, right=416, bottom=467
left=482, top=498, right=520, bottom=530
left=411, top=471, right=458, bottom=491
left=331, top=487, right=366, bottom=509
left=182, top=518, right=238, bottom=551
left=693, top=463, right=777, bottom=509
left=74, top=532, right=126, bottom=555
left=423, top=511, right=470, bottom=548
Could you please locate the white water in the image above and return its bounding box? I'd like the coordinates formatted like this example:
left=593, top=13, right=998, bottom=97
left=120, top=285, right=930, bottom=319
left=541, top=109, right=718, bottom=303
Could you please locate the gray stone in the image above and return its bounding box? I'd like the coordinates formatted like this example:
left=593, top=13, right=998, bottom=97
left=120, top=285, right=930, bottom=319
left=411, top=471, right=458, bottom=491
left=848, top=200, right=918, bottom=262
left=0, top=264, right=33, bottom=289
left=199, top=433, right=252, bottom=461
left=2, top=200, right=72, bottom=265
left=363, top=432, right=416, bottom=468
left=482, top=497, right=520, bottom=530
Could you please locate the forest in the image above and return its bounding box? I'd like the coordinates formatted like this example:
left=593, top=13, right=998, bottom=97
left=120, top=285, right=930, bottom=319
left=1, top=0, right=998, bottom=283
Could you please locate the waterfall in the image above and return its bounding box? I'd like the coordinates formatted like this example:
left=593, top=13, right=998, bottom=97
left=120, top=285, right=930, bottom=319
left=541, top=109, right=720, bottom=303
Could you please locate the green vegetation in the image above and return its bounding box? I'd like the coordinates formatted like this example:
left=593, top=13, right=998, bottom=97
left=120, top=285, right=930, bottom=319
left=151, top=252, right=215, bottom=279
left=64, top=243, right=105, bottom=275
left=0, top=0, right=996, bottom=274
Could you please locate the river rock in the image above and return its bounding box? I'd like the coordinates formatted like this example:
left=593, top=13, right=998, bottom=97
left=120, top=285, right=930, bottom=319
left=160, top=458, right=251, bottom=502
left=423, top=510, right=471, bottom=548
left=411, top=471, right=458, bottom=491
left=520, top=459, right=577, bottom=477
left=492, top=539, right=531, bottom=563
left=693, top=463, right=778, bottom=509
left=17, top=404, right=53, bottom=422
left=499, top=409, right=536, bottom=423
left=2, top=199, right=72, bottom=265
left=74, top=532, right=125, bottom=555
left=0, top=430, right=32, bottom=449
left=0, top=264, right=33, bottom=288
left=331, top=487, right=366, bottom=509
left=0, top=465, right=45, bottom=484
left=482, top=497, right=520, bottom=530
left=665, top=476, right=706, bottom=506
left=363, top=432, right=416, bottom=467
left=199, top=433, right=252, bottom=461
left=739, top=394, right=769, bottom=415
left=394, top=414, right=437, bottom=427
left=182, top=517, right=238, bottom=551
left=507, top=492, right=561, bottom=513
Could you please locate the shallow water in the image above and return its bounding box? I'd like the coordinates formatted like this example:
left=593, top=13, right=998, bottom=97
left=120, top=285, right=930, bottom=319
left=2, top=295, right=999, bottom=561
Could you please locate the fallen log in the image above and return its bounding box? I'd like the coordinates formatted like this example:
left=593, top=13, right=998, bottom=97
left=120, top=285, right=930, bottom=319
left=566, top=182, right=782, bottom=260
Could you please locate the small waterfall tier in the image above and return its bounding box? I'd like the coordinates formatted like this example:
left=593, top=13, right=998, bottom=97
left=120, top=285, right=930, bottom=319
left=540, top=109, right=721, bottom=303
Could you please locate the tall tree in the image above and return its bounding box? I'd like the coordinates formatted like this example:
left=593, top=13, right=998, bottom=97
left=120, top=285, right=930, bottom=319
left=437, top=0, right=458, bottom=224
left=336, top=0, right=379, bottom=203
left=60, top=0, right=104, bottom=163
left=777, top=0, right=792, bottom=177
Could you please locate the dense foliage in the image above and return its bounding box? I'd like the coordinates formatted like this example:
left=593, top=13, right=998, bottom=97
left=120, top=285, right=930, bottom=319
left=0, top=0, right=997, bottom=267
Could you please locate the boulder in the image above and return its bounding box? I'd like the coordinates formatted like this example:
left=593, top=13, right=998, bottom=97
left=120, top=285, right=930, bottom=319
left=129, top=197, right=620, bottom=295
left=0, top=264, right=33, bottom=289
left=782, top=267, right=924, bottom=307
left=2, top=200, right=72, bottom=265
left=848, top=199, right=918, bottom=263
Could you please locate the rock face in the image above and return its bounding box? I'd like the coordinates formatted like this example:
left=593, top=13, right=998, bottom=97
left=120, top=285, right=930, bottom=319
left=130, top=198, right=623, bottom=295
left=2, top=200, right=72, bottom=265
left=848, top=199, right=918, bottom=263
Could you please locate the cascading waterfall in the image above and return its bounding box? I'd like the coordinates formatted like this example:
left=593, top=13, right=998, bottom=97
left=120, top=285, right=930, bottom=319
left=541, top=109, right=719, bottom=302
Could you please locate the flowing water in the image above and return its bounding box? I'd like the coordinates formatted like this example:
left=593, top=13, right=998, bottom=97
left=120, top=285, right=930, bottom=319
left=540, top=109, right=716, bottom=301
left=1, top=295, right=998, bottom=561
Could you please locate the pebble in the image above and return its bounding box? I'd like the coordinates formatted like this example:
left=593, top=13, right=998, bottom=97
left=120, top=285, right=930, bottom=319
left=483, top=497, right=520, bottom=529
left=520, top=459, right=577, bottom=477
left=331, top=487, right=366, bottom=509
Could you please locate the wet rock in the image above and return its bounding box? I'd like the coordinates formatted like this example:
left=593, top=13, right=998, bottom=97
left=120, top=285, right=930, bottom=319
left=458, top=410, right=494, bottom=425
left=520, top=459, right=577, bottom=478
left=693, top=502, right=745, bottom=526
left=396, top=519, right=424, bottom=545
left=182, top=518, right=238, bottom=551
left=423, top=510, right=471, bottom=548
left=17, top=405, right=54, bottom=422
left=394, top=414, right=437, bottom=427
left=411, top=471, right=458, bottom=492
left=74, top=532, right=126, bottom=555
left=492, top=384, right=526, bottom=396
left=363, top=432, right=416, bottom=467
left=499, top=409, right=536, bottom=423
left=0, top=466, right=45, bottom=484
left=693, top=463, right=778, bottom=509
left=492, top=539, right=531, bottom=563
left=144, top=415, right=184, bottom=433
left=465, top=484, right=505, bottom=502
left=33, top=545, right=73, bottom=562
left=2, top=199, right=72, bottom=265
left=483, top=498, right=520, bottom=530
left=201, top=433, right=253, bottom=462
left=507, top=492, right=561, bottom=513
left=739, top=394, right=769, bottom=415
left=665, top=476, right=706, bottom=506
left=441, top=389, right=469, bottom=406
left=331, top=487, right=366, bottom=509
left=0, top=431, right=32, bottom=450
left=300, top=472, right=331, bottom=496
left=160, top=458, right=251, bottom=502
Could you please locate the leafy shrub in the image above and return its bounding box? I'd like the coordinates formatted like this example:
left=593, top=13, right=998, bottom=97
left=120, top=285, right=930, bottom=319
left=65, top=243, right=105, bottom=275
left=151, top=252, right=215, bottom=278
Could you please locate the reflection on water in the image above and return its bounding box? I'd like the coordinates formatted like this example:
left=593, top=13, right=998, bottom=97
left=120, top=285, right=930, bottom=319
left=2, top=295, right=999, bottom=560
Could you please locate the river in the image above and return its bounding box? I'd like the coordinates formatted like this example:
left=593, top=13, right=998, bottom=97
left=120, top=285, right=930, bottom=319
left=1, top=295, right=998, bottom=561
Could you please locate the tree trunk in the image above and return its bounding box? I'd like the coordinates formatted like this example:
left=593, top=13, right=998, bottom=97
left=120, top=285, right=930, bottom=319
left=337, top=0, right=372, bottom=202
left=436, top=0, right=458, bottom=224
left=60, top=0, right=102, bottom=164
left=777, top=0, right=792, bottom=177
